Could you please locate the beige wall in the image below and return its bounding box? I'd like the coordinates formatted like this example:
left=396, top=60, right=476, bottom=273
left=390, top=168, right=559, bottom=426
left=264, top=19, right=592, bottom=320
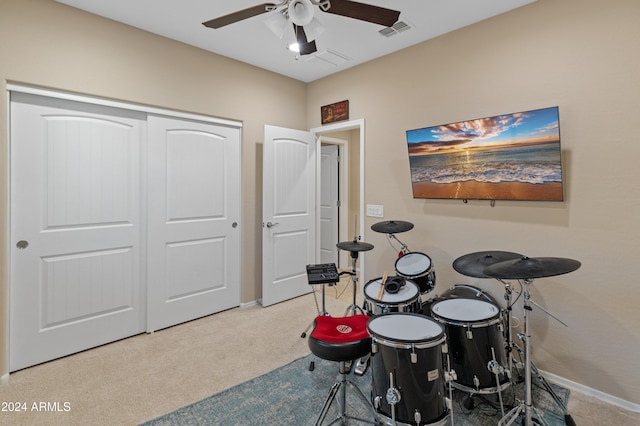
left=307, top=0, right=640, bottom=407
left=0, top=0, right=307, bottom=376
left=1, top=0, right=638, bottom=410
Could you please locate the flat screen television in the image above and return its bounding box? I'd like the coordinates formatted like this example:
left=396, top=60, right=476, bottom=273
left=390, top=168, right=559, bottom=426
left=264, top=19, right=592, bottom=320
left=405, top=106, right=564, bottom=201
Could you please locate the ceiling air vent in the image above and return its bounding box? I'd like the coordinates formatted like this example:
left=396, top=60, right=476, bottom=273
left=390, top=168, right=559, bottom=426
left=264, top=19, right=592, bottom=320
left=314, top=49, right=351, bottom=66
left=379, top=21, right=411, bottom=37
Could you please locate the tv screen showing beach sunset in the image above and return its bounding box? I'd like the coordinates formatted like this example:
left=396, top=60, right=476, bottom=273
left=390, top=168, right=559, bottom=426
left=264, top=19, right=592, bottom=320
left=405, top=106, right=563, bottom=201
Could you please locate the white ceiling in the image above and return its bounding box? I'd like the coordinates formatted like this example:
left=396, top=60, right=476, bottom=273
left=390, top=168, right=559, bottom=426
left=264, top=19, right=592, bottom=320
left=55, top=0, right=536, bottom=83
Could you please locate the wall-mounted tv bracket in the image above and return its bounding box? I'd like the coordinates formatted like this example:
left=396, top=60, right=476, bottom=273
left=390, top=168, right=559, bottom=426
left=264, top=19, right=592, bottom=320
left=462, top=199, right=496, bottom=207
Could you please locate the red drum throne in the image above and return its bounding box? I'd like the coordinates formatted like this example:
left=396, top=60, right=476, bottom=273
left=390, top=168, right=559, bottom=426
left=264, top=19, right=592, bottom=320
left=308, top=314, right=377, bottom=425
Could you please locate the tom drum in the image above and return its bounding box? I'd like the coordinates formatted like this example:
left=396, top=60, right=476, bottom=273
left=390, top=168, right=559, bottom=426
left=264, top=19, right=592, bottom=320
left=395, top=252, right=436, bottom=296
left=363, top=277, right=421, bottom=316
left=431, top=298, right=510, bottom=394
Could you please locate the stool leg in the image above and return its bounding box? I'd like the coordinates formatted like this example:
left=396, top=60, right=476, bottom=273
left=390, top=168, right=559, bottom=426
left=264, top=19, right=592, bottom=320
left=338, top=368, right=347, bottom=420
left=314, top=361, right=378, bottom=426
left=315, top=382, right=340, bottom=426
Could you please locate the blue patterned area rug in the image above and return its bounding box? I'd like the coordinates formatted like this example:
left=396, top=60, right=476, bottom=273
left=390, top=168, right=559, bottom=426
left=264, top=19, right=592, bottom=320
left=141, top=354, right=570, bottom=425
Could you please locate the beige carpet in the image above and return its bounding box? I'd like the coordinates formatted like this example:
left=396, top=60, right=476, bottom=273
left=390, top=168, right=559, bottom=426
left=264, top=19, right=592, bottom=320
left=0, top=280, right=638, bottom=425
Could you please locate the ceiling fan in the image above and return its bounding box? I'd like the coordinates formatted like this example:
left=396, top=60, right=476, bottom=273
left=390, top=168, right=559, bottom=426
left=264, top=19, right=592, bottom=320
left=202, top=0, right=401, bottom=55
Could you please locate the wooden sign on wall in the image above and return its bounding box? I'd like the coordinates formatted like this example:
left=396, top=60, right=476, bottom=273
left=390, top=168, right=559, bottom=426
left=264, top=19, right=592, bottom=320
left=321, top=100, right=349, bottom=124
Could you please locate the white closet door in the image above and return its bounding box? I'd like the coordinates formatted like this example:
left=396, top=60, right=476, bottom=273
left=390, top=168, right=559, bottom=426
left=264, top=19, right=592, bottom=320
left=146, top=115, right=241, bottom=331
left=10, top=93, right=146, bottom=371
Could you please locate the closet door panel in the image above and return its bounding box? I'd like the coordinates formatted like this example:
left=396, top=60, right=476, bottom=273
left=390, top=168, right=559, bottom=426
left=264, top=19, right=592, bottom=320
left=10, top=93, right=145, bottom=371
left=147, top=115, right=241, bottom=331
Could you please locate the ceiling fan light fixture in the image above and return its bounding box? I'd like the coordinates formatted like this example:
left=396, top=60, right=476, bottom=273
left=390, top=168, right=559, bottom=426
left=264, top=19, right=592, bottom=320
left=288, top=0, right=314, bottom=26
left=298, top=39, right=317, bottom=55
left=288, top=42, right=300, bottom=52
left=264, top=10, right=289, bottom=39
left=303, top=17, right=325, bottom=41
left=287, top=24, right=317, bottom=56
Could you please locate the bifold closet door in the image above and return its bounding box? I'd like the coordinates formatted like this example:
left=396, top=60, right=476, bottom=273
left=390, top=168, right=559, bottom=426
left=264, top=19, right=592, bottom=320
left=146, top=115, right=241, bottom=332
left=10, top=93, right=146, bottom=371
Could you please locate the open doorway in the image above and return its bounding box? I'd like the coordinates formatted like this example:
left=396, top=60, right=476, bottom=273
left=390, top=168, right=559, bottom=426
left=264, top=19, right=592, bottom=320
left=320, top=136, right=353, bottom=269
left=312, top=119, right=365, bottom=298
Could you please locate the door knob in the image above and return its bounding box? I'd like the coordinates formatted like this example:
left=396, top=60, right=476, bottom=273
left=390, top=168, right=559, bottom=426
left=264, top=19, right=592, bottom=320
left=266, top=222, right=279, bottom=228
left=16, top=240, right=29, bottom=249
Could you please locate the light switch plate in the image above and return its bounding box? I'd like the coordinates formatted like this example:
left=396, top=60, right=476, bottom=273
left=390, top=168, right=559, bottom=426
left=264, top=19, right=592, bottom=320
left=366, top=204, right=384, bottom=218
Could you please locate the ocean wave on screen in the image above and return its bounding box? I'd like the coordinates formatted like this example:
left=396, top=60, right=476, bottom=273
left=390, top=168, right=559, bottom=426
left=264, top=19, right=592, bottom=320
left=409, top=143, right=563, bottom=185
left=411, top=162, right=562, bottom=185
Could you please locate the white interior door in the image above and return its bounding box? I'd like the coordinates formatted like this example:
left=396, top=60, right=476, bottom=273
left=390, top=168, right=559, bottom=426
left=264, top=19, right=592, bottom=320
left=320, top=145, right=339, bottom=265
left=147, top=115, right=241, bottom=331
left=262, top=125, right=316, bottom=307
left=10, top=93, right=146, bottom=371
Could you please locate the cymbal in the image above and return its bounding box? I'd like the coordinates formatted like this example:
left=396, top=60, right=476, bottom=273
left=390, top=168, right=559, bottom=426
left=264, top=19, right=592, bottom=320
left=452, top=251, right=524, bottom=278
left=484, top=256, right=581, bottom=279
left=371, top=220, right=414, bottom=234
left=337, top=240, right=374, bottom=252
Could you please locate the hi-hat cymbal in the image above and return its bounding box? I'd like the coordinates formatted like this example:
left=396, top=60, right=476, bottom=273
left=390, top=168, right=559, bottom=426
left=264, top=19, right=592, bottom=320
left=371, top=220, right=414, bottom=234
left=337, top=240, right=374, bottom=252
left=484, top=256, right=581, bottom=279
left=453, top=251, right=524, bottom=278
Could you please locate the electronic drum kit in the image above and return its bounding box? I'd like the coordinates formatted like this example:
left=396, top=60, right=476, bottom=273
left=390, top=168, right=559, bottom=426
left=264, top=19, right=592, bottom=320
left=328, top=219, right=580, bottom=426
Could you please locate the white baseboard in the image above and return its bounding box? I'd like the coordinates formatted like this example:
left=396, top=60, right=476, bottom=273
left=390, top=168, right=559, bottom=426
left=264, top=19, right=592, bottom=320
left=539, top=369, right=640, bottom=413
left=0, top=373, right=9, bottom=385
left=239, top=300, right=259, bottom=309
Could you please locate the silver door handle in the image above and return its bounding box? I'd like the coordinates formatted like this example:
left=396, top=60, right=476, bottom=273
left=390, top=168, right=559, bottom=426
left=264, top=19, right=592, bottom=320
left=266, top=222, right=279, bottom=228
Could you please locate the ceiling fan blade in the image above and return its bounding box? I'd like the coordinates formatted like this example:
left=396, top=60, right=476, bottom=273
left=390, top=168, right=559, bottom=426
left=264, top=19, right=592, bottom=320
left=325, top=0, right=400, bottom=27
left=294, top=25, right=317, bottom=55
left=203, top=3, right=276, bottom=29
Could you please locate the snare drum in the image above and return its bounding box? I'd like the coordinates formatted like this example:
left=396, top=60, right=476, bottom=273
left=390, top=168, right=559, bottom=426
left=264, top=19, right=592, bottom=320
left=395, top=252, right=436, bottom=295
left=368, top=313, right=450, bottom=426
left=364, top=277, right=421, bottom=316
left=431, top=298, right=510, bottom=394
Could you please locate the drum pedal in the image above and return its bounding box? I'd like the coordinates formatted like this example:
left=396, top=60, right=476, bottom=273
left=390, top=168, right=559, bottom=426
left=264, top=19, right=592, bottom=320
left=354, top=354, right=370, bottom=375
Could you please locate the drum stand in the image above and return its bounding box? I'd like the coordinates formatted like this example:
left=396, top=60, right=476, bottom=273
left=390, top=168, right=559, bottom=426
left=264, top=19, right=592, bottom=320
left=343, top=249, right=367, bottom=316
left=387, top=233, right=410, bottom=256
left=500, top=279, right=518, bottom=377
left=342, top=249, right=372, bottom=375
left=300, top=282, right=334, bottom=372
left=499, top=278, right=577, bottom=426
left=499, top=280, right=576, bottom=426
left=499, top=279, right=542, bottom=426
left=444, top=354, right=457, bottom=426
